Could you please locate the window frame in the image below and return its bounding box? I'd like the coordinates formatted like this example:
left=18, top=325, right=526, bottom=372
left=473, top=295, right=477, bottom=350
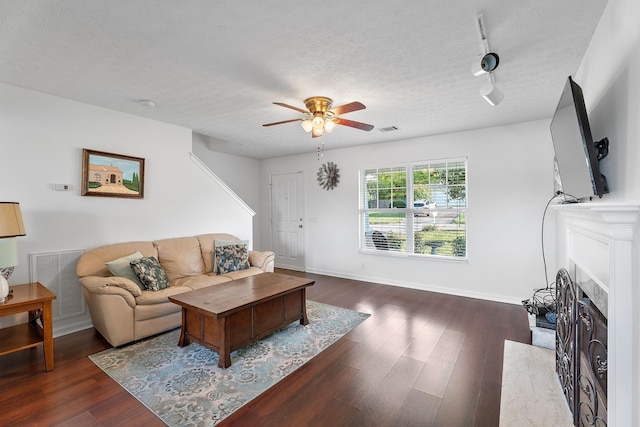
left=359, top=157, right=468, bottom=260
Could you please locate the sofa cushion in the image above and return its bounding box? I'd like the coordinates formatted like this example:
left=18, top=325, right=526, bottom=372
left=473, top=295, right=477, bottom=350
left=105, top=251, right=146, bottom=290
left=196, top=233, right=241, bottom=273
left=153, top=236, right=206, bottom=281
left=171, top=274, right=232, bottom=290
left=248, top=250, right=275, bottom=271
left=130, top=256, right=170, bottom=291
left=135, top=301, right=183, bottom=322
left=220, top=266, right=264, bottom=280
left=135, top=285, right=192, bottom=306
left=76, top=241, right=158, bottom=278
left=104, top=276, right=144, bottom=297
left=214, top=240, right=250, bottom=274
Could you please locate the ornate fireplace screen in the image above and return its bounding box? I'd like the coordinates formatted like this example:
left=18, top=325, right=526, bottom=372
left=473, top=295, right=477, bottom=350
left=556, top=268, right=608, bottom=426
left=556, top=268, right=576, bottom=418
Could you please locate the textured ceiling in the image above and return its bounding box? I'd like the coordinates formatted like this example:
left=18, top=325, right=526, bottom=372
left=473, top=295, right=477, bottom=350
left=0, top=1, right=608, bottom=159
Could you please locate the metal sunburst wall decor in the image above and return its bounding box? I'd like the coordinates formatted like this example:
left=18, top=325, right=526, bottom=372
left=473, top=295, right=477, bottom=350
left=317, top=162, right=340, bottom=190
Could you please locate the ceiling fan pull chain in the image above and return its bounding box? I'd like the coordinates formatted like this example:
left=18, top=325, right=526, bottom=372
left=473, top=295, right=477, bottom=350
left=317, top=143, right=325, bottom=160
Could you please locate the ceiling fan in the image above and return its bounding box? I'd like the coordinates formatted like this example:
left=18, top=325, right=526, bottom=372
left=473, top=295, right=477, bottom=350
left=263, top=96, right=374, bottom=138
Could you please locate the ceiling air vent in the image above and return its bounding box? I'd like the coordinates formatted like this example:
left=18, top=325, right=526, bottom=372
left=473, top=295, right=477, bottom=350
left=378, top=126, right=399, bottom=132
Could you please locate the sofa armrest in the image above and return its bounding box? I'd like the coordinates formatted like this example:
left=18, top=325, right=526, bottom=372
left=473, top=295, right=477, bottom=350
left=79, top=276, right=140, bottom=308
left=249, top=250, right=275, bottom=272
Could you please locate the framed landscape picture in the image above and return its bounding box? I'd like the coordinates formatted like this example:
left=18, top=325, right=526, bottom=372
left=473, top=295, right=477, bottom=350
left=81, top=149, right=145, bottom=199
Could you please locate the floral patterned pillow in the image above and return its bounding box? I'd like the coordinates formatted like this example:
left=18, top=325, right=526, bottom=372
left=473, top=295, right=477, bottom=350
left=130, top=256, right=170, bottom=291
left=214, top=241, right=250, bottom=275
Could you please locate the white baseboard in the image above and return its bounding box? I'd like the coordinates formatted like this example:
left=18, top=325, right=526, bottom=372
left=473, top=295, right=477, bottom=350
left=53, top=318, right=94, bottom=338
left=304, top=267, right=524, bottom=306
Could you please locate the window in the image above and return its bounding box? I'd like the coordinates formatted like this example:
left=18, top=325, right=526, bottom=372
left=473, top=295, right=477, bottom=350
left=360, top=158, right=467, bottom=259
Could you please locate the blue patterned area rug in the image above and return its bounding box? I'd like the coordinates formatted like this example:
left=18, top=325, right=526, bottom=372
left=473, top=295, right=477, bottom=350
left=89, top=301, right=370, bottom=426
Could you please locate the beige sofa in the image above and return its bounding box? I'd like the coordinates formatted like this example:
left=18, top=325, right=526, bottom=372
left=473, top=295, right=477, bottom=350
left=76, top=233, right=275, bottom=347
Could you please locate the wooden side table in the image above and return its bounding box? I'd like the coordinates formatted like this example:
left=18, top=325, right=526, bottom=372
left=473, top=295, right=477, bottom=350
left=0, top=282, right=57, bottom=372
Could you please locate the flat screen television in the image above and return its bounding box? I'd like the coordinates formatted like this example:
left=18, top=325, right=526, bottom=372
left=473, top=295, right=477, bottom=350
left=550, top=76, right=608, bottom=200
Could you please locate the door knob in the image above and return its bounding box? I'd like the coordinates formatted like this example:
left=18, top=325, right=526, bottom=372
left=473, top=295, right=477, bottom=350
left=298, top=225, right=303, bottom=228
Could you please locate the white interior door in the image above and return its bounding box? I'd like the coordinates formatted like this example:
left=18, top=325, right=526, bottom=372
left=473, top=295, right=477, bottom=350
left=271, top=172, right=305, bottom=271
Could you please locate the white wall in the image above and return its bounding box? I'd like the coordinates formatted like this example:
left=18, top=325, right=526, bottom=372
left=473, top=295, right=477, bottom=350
left=0, top=83, right=253, bottom=333
left=575, top=0, right=640, bottom=205
left=192, top=133, right=262, bottom=248
left=569, top=0, right=640, bottom=423
left=259, top=119, right=555, bottom=304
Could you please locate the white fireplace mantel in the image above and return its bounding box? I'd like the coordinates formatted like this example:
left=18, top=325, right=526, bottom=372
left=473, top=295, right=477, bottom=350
left=553, top=203, right=639, bottom=426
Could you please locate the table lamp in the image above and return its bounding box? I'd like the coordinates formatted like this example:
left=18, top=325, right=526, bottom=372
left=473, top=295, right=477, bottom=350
left=0, top=202, right=26, bottom=303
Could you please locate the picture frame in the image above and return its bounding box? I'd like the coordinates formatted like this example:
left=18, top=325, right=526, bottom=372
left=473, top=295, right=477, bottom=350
left=81, top=149, right=145, bottom=199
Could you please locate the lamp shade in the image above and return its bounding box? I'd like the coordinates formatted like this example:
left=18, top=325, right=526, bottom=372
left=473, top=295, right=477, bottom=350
left=301, top=119, right=313, bottom=133
left=324, top=119, right=336, bottom=133
left=0, top=238, right=17, bottom=269
left=312, top=116, right=324, bottom=127
left=312, top=126, right=324, bottom=137
left=0, top=202, right=26, bottom=238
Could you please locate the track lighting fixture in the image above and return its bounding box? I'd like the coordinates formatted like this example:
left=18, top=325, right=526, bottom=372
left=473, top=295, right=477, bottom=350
left=480, top=75, right=504, bottom=106
left=471, top=14, right=503, bottom=106
left=471, top=52, right=500, bottom=76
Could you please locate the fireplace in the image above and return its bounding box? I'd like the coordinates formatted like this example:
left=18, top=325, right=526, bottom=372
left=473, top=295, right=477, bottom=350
left=553, top=204, right=639, bottom=426
left=556, top=267, right=608, bottom=426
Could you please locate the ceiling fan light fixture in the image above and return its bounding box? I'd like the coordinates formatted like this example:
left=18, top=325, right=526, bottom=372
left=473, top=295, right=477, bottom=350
left=312, top=114, right=326, bottom=136
left=312, top=126, right=324, bottom=137
left=264, top=96, right=373, bottom=141
left=312, top=115, right=324, bottom=127
left=324, top=118, right=336, bottom=133
left=301, top=119, right=313, bottom=132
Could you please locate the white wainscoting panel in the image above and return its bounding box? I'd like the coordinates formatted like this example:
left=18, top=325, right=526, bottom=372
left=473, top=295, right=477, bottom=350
left=29, top=249, right=93, bottom=337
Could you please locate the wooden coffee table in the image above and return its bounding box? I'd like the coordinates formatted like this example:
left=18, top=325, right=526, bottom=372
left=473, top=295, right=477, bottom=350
left=168, top=272, right=314, bottom=368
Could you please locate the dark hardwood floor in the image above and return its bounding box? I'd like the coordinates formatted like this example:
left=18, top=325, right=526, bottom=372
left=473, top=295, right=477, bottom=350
left=0, top=270, right=531, bottom=426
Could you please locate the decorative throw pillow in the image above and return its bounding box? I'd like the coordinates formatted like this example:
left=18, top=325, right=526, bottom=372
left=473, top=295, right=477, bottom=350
left=214, top=240, right=250, bottom=275
left=212, top=239, right=248, bottom=272
left=129, top=256, right=170, bottom=291
left=105, top=251, right=146, bottom=290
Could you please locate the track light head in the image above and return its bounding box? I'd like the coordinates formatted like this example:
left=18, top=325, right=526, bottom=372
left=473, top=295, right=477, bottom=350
left=481, top=52, right=499, bottom=72
left=471, top=52, right=500, bottom=76
left=480, top=81, right=504, bottom=106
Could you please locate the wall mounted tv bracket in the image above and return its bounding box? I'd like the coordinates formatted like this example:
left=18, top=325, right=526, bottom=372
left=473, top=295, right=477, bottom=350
left=595, top=137, right=609, bottom=160
left=595, top=137, right=609, bottom=195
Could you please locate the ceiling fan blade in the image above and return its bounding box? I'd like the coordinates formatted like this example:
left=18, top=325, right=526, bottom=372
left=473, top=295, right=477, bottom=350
left=273, top=102, right=309, bottom=114
left=330, top=101, right=366, bottom=116
left=263, top=118, right=302, bottom=127
left=335, top=118, right=374, bottom=131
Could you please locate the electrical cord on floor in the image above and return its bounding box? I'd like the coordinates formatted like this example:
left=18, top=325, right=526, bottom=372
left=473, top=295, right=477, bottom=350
left=522, top=190, right=578, bottom=318
left=522, top=287, right=557, bottom=316
left=541, top=190, right=579, bottom=288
